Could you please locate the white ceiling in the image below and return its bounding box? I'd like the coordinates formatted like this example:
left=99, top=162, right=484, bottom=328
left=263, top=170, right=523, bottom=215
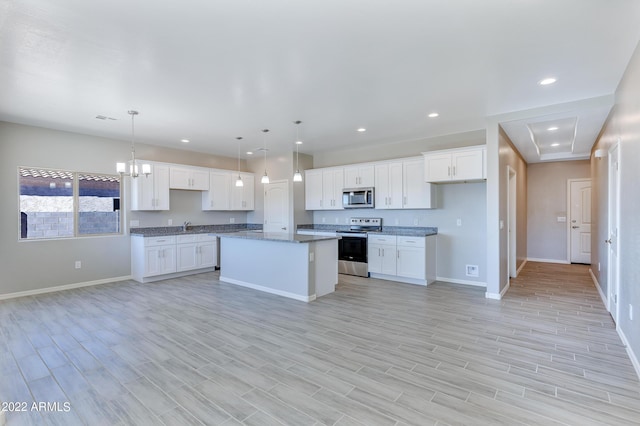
left=1, top=0, right=639, bottom=162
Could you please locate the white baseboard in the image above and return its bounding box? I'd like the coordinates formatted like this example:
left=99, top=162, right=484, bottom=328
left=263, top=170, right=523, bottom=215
left=0, top=276, right=132, bottom=301
left=486, top=281, right=510, bottom=300
left=589, top=268, right=608, bottom=307
left=436, top=277, right=487, bottom=287
left=516, top=259, right=527, bottom=276
left=618, top=327, right=640, bottom=381
left=220, top=276, right=315, bottom=303
left=527, top=257, right=570, bottom=264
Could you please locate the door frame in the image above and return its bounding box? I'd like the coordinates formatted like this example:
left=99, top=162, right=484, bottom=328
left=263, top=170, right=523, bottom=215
left=507, top=166, right=517, bottom=280
left=566, top=178, right=591, bottom=264
left=607, top=143, right=620, bottom=322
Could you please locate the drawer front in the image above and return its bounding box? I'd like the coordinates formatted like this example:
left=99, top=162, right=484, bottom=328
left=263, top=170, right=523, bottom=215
left=177, top=234, right=198, bottom=244
left=368, top=235, right=397, bottom=245
left=196, top=234, right=217, bottom=242
left=145, top=236, right=176, bottom=247
left=397, top=236, right=425, bottom=247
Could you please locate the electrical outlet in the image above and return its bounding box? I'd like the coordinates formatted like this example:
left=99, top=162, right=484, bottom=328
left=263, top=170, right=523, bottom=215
left=630, top=304, right=634, bottom=321
left=130, top=220, right=139, bottom=227
left=168, top=219, right=173, bottom=225
left=466, top=264, right=479, bottom=277
left=75, top=261, right=81, bottom=269
left=321, top=217, right=326, bottom=223
left=229, top=217, right=235, bottom=224
left=456, top=218, right=462, bottom=227
left=598, top=262, right=601, bottom=272
left=413, top=218, right=419, bottom=226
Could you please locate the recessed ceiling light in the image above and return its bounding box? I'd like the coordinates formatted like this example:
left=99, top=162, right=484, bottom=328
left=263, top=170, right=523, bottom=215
left=357, top=128, right=366, bottom=132
left=246, top=151, right=253, bottom=155
left=547, top=126, right=558, bottom=131
left=180, top=139, right=190, bottom=143
left=428, top=112, right=439, bottom=118
left=539, top=77, right=557, bottom=86
left=551, top=143, right=560, bottom=147
left=295, top=141, right=303, bottom=145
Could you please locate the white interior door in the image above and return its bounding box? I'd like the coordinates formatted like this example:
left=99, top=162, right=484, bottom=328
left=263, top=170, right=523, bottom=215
left=569, top=179, right=591, bottom=264
left=608, top=145, right=620, bottom=323
left=264, top=181, right=289, bottom=233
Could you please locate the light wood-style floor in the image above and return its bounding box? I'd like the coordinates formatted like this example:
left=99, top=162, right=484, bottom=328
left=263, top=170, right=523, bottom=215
left=1, top=262, right=639, bottom=425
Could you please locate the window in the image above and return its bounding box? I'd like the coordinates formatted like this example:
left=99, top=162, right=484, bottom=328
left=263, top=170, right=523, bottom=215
left=19, top=167, right=121, bottom=239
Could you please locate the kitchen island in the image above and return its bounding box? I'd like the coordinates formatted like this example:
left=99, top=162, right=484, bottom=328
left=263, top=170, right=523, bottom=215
left=212, top=231, right=339, bottom=302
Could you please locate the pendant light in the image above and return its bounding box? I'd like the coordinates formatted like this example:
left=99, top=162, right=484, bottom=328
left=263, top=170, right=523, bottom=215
left=260, top=129, right=270, bottom=184
left=293, top=120, right=303, bottom=182
left=235, top=137, right=244, bottom=187
left=116, top=110, right=151, bottom=178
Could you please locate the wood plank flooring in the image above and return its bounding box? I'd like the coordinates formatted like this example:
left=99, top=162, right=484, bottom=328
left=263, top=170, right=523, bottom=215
left=1, top=262, right=639, bottom=425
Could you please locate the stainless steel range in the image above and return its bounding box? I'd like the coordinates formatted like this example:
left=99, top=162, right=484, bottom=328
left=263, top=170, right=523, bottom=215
left=337, top=217, right=382, bottom=277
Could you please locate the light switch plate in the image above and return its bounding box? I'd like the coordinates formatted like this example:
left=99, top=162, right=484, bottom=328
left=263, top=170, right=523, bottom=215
left=557, top=216, right=566, bottom=222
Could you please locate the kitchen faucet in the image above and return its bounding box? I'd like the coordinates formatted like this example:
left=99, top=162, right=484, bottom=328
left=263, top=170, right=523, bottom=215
left=183, top=221, right=191, bottom=231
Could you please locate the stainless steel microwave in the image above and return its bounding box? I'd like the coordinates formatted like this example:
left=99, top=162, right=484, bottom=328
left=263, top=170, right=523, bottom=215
left=342, top=188, right=374, bottom=208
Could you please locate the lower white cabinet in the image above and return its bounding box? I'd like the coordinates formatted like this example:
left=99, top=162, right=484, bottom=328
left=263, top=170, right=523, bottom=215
left=176, top=234, right=217, bottom=272
left=368, top=235, right=397, bottom=275
left=132, top=234, right=217, bottom=283
left=368, top=234, right=436, bottom=285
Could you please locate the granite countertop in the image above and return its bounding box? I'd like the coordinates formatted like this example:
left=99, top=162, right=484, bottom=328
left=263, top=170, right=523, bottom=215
left=297, top=225, right=438, bottom=237
left=130, top=224, right=262, bottom=237
left=213, top=231, right=339, bottom=244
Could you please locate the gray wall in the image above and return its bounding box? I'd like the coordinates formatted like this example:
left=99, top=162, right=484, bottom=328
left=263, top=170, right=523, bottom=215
left=0, top=121, right=250, bottom=296
left=591, top=39, right=640, bottom=369
left=527, top=160, right=590, bottom=262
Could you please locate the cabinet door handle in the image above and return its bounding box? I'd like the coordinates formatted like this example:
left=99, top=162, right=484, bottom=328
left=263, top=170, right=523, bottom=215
left=452, top=166, right=456, bottom=176
left=448, top=166, right=451, bottom=176
left=397, top=251, right=400, bottom=258
left=403, top=196, right=407, bottom=205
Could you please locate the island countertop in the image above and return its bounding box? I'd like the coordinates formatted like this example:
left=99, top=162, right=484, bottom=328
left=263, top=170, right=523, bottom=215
left=212, top=231, right=338, bottom=243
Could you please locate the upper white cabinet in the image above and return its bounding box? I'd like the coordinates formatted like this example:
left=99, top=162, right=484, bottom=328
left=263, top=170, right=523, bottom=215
left=305, top=168, right=343, bottom=210
left=402, top=158, right=436, bottom=209
left=230, top=172, right=254, bottom=210
left=169, top=166, right=210, bottom=190
left=202, top=170, right=231, bottom=210
left=422, top=145, right=486, bottom=183
left=375, top=162, right=403, bottom=209
left=305, top=156, right=436, bottom=210
left=344, top=164, right=374, bottom=188
left=202, top=170, right=254, bottom=211
left=131, top=162, right=170, bottom=211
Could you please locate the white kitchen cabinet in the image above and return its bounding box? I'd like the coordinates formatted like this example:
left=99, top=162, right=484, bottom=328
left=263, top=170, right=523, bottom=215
left=375, top=162, right=403, bottom=209
left=304, top=170, right=324, bottom=210
left=170, top=165, right=210, bottom=190
left=176, top=234, right=217, bottom=272
left=322, top=168, right=344, bottom=209
left=202, top=170, right=231, bottom=210
left=132, top=234, right=217, bottom=283
left=131, top=236, right=177, bottom=281
left=396, top=236, right=426, bottom=279
left=369, top=234, right=436, bottom=285
left=402, top=158, right=436, bottom=209
left=202, top=170, right=254, bottom=211
left=423, top=146, right=486, bottom=183
left=344, top=164, right=374, bottom=188
left=230, top=172, right=254, bottom=210
left=131, top=162, right=170, bottom=211
left=368, top=235, right=397, bottom=275
left=305, top=168, right=343, bottom=210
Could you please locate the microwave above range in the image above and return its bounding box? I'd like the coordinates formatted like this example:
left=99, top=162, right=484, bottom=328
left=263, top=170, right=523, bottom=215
left=342, top=187, right=374, bottom=209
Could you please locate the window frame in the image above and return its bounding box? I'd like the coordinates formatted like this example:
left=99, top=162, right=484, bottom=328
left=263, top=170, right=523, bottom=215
left=18, top=166, right=123, bottom=241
